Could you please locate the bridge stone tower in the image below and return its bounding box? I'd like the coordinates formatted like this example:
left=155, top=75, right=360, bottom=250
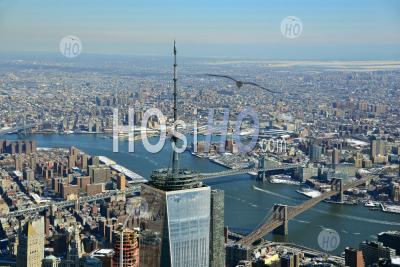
left=330, top=177, right=343, bottom=202
left=272, top=204, right=288, bottom=235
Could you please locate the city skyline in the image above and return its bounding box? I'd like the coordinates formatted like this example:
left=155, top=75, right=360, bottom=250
left=1, top=2, right=400, bottom=266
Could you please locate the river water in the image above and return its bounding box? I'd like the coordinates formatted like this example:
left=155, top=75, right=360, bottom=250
left=6, top=134, right=400, bottom=255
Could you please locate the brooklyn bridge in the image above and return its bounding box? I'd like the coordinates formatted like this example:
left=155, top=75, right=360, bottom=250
left=237, top=174, right=376, bottom=247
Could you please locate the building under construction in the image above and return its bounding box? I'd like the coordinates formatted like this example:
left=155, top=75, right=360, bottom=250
left=112, top=229, right=139, bottom=267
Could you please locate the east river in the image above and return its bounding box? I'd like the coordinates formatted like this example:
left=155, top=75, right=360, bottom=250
left=7, top=134, right=400, bottom=255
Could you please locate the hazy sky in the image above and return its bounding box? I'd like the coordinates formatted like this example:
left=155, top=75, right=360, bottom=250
left=1, top=0, right=399, bottom=59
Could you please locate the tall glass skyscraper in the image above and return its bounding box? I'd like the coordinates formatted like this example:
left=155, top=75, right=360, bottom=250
left=167, top=187, right=211, bottom=266
left=139, top=43, right=221, bottom=267
left=140, top=182, right=211, bottom=267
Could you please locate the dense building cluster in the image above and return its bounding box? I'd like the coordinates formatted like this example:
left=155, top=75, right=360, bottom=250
left=1, top=56, right=400, bottom=266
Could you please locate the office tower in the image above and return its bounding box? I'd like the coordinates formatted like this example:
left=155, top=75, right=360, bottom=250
left=25, top=141, right=31, bottom=154
left=82, top=235, right=99, bottom=254
left=16, top=217, right=45, bottom=267
left=105, top=224, right=114, bottom=244
left=81, top=154, right=88, bottom=172
left=378, top=231, right=400, bottom=254
left=90, top=156, right=100, bottom=166
left=70, top=146, right=79, bottom=157
left=43, top=168, right=53, bottom=181
left=61, top=184, right=79, bottom=199
left=45, top=211, right=50, bottom=237
left=112, top=229, right=139, bottom=267
left=134, top=111, right=143, bottom=125
left=370, top=138, right=386, bottom=161
left=86, top=183, right=105, bottom=196
left=117, top=174, right=126, bottom=191
left=64, top=225, right=84, bottom=267
left=345, top=247, right=365, bottom=267
left=30, top=140, right=37, bottom=153
left=23, top=168, right=35, bottom=181
left=17, top=140, right=23, bottom=154
left=53, top=232, right=68, bottom=257
left=90, top=165, right=111, bottom=184
left=73, top=224, right=85, bottom=257
left=311, top=144, right=322, bottom=162
left=281, top=253, right=300, bottom=267
left=359, top=101, right=368, bottom=111
left=359, top=241, right=396, bottom=266
left=209, top=189, right=225, bottom=267
left=77, top=176, right=91, bottom=190
left=52, top=177, right=62, bottom=193
left=355, top=152, right=363, bottom=168
left=68, top=155, right=76, bottom=169
left=29, top=153, right=37, bottom=170
left=14, top=154, right=22, bottom=171
left=139, top=231, right=161, bottom=266
left=139, top=42, right=212, bottom=267
left=9, top=142, right=16, bottom=154
left=95, top=122, right=101, bottom=132
left=88, top=120, right=95, bottom=132
left=332, top=148, right=340, bottom=165
left=140, top=183, right=210, bottom=267
left=226, top=245, right=251, bottom=267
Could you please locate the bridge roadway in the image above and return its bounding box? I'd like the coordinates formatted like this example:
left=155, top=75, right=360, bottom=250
left=4, top=164, right=299, bottom=218
left=0, top=123, right=40, bottom=135
left=237, top=175, right=376, bottom=247
left=4, top=186, right=140, bottom=219
left=199, top=164, right=300, bottom=179
left=3, top=164, right=298, bottom=218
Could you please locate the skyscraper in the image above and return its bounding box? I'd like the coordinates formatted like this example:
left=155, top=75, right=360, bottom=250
left=378, top=231, right=400, bottom=255
left=370, top=138, right=386, bottom=162
left=209, top=189, right=225, bottom=267
left=113, top=229, right=139, bottom=267
left=332, top=148, right=340, bottom=165
left=14, top=154, right=22, bottom=171
left=140, top=182, right=210, bottom=267
left=117, top=174, right=126, bottom=191
left=139, top=42, right=214, bottom=267
left=311, top=144, right=322, bottom=162
left=16, top=217, right=45, bottom=267
left=359, top=240, right=396, bottom=266
left=64, top=224, right=84, bottom=267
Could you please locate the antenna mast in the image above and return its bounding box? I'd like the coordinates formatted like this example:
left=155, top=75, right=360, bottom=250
left=172, top=41, right=179, bottom=176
